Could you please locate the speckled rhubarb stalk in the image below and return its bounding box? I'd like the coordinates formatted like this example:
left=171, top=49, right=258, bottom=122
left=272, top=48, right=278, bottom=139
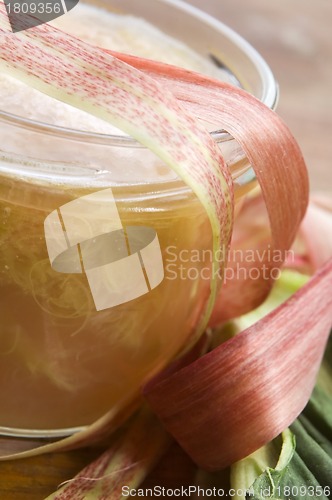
left=103, top=51, right=309, bottom=322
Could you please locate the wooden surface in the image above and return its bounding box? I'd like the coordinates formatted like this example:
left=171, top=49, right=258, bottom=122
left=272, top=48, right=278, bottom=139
left=1, top=0, right=331, bottom=498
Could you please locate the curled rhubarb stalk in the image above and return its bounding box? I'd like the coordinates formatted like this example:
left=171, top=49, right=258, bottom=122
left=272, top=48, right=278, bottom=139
left=0, top=4, right=324, bottom=473
left=103, top=51, right=309, bottom=321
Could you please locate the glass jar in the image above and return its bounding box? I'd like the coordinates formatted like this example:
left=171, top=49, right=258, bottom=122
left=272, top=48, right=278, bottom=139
left=0, top=0, right=278, bottom=436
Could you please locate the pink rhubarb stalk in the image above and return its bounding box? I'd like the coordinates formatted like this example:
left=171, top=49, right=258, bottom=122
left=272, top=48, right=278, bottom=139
left=45, top=407, right=170, bottom=500
left=145, top=258, right=332, bottom=470
left=103, top=51, right=309, bottom=321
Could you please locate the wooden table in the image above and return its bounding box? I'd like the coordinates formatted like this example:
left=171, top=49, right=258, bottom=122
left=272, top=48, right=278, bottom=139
left=1, top=0, right=331, bottom=497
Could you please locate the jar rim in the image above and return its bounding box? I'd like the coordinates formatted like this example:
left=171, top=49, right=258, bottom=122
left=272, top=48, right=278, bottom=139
left=0, top=0, right=278, bottom=147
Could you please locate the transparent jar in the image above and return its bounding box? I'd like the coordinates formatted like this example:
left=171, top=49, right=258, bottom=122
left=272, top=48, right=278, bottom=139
left=0, top=0, right=278, bottom=436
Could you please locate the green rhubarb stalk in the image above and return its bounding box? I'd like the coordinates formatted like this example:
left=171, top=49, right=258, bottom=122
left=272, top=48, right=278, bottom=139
left=237, top=380, right=332, bottom=500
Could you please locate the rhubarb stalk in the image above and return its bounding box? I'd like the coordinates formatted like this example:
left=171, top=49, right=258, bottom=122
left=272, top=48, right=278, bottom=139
left=102, top=51, right=309, bottom=320
left=145, top=259, right=332, bottom=470
left=45, top=407, right=170, bottom=500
